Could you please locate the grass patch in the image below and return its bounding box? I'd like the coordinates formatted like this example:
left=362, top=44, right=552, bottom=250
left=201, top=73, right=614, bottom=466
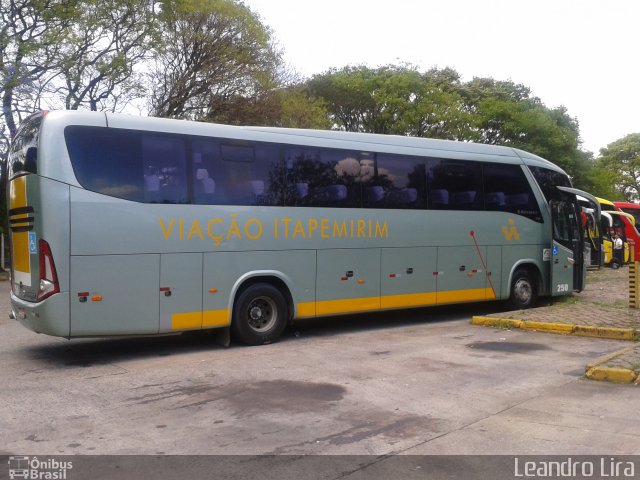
left=489, top=319, right=520, bottom=330
left=553, top=295, right=580, bottom=306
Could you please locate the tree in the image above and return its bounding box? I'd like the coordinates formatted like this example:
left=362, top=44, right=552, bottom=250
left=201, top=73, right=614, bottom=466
left=305, top=66, right=595, bottom=190
left=54, top=0, right=157, bottom=112
left=306, top=65, right=472, bottom=139
left=1, top=0, right=80, bottom=139
left=596, top=133, right=640, bottom=200
left=149, top=0, right=282, bottom=121
left=203, top=86, right=331, bottom=129
left=460, top=77, right=582, bottom=176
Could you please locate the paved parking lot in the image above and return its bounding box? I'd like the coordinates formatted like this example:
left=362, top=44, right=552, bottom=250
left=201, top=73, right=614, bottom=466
left=1, top=280, right=639, bottom=457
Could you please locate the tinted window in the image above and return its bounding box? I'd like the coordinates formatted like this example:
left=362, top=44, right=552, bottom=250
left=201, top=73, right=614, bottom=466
left=284, top=147, right=362, bottom=207
left=528, top=166, right=572, bottom=202
left=552, top=200, right=579, bottom=248
left=142, top=135, right=188, bottom=203
left=428, top=159, right=482, bottom=210
left=66, top=127, right=188, bottom=203
left=620, top=208, right=640, bottom=230
left=364, top=154, right=426, bottom=209
left=192, top=139, right=281, bottom=206
left=484, top=163, right=542, bottom=222
left=9, top=113, right=43, bottom=178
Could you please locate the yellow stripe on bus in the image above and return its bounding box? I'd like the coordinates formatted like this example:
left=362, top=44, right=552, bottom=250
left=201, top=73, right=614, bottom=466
left=172, top=287, right=497, bottom=330
left=171, top=312, right=201, bottom=330
left=9, top=176, right=30, bottom=274
left=298, top=287, right=497, bottom=318
left=381, top=291, right=437, bottom=309
left=315, top=296, right=381, bottom=316
left=171, top=309, right=230, bottom=330
left=203, top=309, right=230, bottom=327
left=438, top=287, right=496, bottom=303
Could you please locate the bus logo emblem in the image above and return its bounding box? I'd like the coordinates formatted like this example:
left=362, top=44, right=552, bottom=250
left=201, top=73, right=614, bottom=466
left=501, top=219, right=520, bottom=241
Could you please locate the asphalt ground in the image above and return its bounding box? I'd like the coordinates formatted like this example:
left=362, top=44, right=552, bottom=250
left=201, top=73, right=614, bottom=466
left=1, top=278, right=639, bottom=467
left=473, top=266, right=640, bottom=383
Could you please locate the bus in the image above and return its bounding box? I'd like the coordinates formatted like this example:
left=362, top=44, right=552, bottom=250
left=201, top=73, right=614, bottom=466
left=592, top=197, right=640, bottom=263
left=7, top=111, right=598, bottom=345
left=614, top=201, right=640, bottom=230
left=597, top=196, right=618, bottom=212
left=607, top=211, right=638, bottom=263
left=599, top=211, right=631, bottom=266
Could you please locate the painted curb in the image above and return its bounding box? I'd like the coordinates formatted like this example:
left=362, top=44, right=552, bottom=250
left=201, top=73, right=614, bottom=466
left=471, top=316, right=637, bottom=341
left=584, top=345, right=640, bottom=384
left=585, top=367, right=637, bottom=383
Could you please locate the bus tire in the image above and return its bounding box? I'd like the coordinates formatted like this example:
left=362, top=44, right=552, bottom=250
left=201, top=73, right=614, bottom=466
left=232, top=283, right=288, bottom=345
left=508, top=268, right=537, bottom=310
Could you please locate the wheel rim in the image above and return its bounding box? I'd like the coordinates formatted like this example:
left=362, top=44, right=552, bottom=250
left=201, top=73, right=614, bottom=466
left=245, top=296, right=277, bottom=332
left=513, top=278, right=532, bottom=305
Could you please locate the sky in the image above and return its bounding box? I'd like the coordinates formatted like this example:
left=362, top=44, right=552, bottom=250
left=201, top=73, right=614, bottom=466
left=242, top=0, right=639, bottom=156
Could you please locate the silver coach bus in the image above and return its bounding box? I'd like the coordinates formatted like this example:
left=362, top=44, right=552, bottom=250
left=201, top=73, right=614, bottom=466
left=7, top=111, right=597, bottom=345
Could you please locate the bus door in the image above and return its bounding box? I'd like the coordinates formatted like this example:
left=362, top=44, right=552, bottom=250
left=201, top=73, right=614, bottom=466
left=550, top=196, right=584, bottom=295
left=583, top=209, right=603, bottom=267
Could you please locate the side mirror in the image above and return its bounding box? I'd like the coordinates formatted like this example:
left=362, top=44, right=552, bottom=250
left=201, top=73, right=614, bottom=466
left=24, top=147, right=37, bottom=174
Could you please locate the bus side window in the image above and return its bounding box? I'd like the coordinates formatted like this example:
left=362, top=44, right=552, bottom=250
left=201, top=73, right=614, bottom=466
left=192, top=139, right=221, bottom=205
left=364, top=154, right=426, bottom=209
left=484, top=163, right=542, bottom=223
left=428, top=159, right=482, bottom=211
left=66, top=126, right=144, bottom=202
left=141, top=135, right=188, bottom=204
left=284, top=148, right=361, bottom=208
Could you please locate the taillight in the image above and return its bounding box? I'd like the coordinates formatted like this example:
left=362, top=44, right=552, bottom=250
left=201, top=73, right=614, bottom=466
left=38, top=239, right=59, bottom=301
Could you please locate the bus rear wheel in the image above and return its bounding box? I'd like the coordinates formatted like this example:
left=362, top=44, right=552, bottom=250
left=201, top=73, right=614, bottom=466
left=232, top=283, right=288, bottom=345
left=508, top=269, right=537, bottom=310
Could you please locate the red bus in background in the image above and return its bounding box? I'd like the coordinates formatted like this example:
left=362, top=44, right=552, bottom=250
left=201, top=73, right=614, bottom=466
left=614, top=201, right=640, bottom=229
left=609, top=210, right=640, bottom=262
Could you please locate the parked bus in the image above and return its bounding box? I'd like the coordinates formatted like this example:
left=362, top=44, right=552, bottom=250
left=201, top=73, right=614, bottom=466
left=599, top=212, right=630, bottom=266
left=593, top=197, right=640, bottom=263
left=614, top=201, right=640, bottom=230
left=597, top=196, right=618, bottom=212
left=7, top=111, right=598, bottom=345
left=608, top=211, right=638, bottom=263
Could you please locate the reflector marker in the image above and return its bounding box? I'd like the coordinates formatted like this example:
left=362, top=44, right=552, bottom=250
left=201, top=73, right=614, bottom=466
left=9, top=206, right=34, bottom=216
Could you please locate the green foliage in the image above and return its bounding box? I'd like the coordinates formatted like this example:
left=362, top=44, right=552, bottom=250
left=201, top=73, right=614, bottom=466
left=2, top=0, right=636, bottom=209
left=596, top=133, right=640, bottom=200
left=306, top=65, right=472, bottom=139
left=305, top=65, right=589, bottom=186
left=150, top=0, right=281, bottom=120
left=58, top=0, right=157, bottom=111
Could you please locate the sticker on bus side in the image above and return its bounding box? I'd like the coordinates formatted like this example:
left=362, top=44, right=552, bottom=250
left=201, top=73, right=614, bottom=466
left=28, top=232, right=37, bottom=254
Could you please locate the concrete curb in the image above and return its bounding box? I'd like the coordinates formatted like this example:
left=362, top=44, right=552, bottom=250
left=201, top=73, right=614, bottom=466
left=585, top=345, right=640, bottom=384
left=471, top=316, right=638, bottom=341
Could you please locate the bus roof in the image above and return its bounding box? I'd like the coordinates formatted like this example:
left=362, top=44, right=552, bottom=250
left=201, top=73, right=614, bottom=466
left=38, top=110, right=569, bottom=181
left=596, top=196, right=616, bottom=207
left=243, top=125, right=564, bottom=171
left=614, top=201, right=640, bottom=210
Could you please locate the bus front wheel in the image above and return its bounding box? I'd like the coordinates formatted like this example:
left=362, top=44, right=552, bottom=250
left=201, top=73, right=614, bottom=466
left=508, top=269, right=537, bottom=310
left=232, top=283, right=288, bottom=345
